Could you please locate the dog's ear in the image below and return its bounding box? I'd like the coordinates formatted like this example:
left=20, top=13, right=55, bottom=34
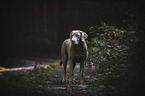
left=70, top=31, right=74, bottom=39
left=80, top=31, right=88, bottom=42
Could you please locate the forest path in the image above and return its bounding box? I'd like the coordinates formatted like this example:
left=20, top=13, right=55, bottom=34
left=17, top=64, right=106, bottom=96
left=0, top=57, right=106, bottom=96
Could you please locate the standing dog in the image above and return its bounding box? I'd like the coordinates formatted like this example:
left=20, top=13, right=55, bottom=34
left=60, top=30, right=88, bottom=84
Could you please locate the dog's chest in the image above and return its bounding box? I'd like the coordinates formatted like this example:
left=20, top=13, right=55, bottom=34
left=70, top=44, right=87, bottom=62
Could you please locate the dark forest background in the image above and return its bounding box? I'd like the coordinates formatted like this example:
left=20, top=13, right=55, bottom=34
left=1, top=0, right=139, bottom=58
left=0, top=0, right=145, bottom=64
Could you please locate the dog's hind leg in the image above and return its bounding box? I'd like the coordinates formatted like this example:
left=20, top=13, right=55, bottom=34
left=62, top=55, right=68, bottom=83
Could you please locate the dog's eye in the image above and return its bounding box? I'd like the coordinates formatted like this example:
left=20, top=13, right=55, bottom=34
left=75, top=34, right=80, bottom=37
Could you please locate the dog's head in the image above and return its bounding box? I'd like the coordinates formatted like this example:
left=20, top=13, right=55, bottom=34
left=70, top=30, right=88, bottom=44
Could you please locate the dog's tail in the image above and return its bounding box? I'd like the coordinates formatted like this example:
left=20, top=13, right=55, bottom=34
left=60, top=60, right=62, bottom=66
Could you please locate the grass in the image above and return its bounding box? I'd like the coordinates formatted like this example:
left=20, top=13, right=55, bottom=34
left=49, top=60, right=61, bottom=68
left=0, top=61, right=61, bottom=93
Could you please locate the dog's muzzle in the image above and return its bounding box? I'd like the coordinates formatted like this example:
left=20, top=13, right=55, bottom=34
left=71, top=36, right=80, bottom=44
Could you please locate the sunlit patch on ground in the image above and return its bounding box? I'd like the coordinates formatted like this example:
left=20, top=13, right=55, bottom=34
left=0, top=66, right=34, bottom=72
left=0, top=66, right=6, bottom=70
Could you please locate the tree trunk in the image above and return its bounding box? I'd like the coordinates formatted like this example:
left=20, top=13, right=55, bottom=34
left=43, top=1, right=47, bottom=34
left=35, top=0, right=39, bottom=33
left=54, top=0, right=58, bottom=46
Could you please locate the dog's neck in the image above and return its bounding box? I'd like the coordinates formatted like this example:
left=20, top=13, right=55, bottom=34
left=71, top=41, right=86, bottom=53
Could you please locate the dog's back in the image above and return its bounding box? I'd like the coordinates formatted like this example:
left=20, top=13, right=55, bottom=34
left=60, top=39, right=71, bottom=66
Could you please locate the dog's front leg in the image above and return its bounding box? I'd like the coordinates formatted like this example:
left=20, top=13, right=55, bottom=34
left=69, top=59, right=74, bottom=84
left=80, top=62, right=85, bottom=84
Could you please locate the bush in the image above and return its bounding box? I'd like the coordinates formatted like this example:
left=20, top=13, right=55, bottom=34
left=88, top=22, right=138, bottom=96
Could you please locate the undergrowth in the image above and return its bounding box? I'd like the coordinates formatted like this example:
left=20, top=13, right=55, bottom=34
left=0, top=61, right=60, bottom=92
left=88, top=22, right=138, bottom=96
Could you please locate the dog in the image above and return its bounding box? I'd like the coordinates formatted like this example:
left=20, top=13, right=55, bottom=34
left=60, top=30, right=88, bottom=84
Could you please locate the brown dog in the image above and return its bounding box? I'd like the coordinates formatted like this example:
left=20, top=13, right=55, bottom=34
left=60, top=30, right=88, bottom=84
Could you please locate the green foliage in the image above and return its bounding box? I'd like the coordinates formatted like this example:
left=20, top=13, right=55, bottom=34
left=0, top=66, right=52, bottom=89
left=0, top=61, right=61, bottom=93
left=88, top=22, right=138, bottom=95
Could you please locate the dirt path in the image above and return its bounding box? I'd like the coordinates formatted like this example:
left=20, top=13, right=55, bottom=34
left=0, top=58, right=106, bottom=96
left=20, top=64, right=105, bottom=96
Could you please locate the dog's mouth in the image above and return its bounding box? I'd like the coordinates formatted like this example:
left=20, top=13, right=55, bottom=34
left=71, top=41, right=79, bottom=45
left=71, top=39, right=84, bottom=45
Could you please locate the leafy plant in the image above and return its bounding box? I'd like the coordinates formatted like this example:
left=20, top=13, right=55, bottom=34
left=88, top=22, right=138, bottom=96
